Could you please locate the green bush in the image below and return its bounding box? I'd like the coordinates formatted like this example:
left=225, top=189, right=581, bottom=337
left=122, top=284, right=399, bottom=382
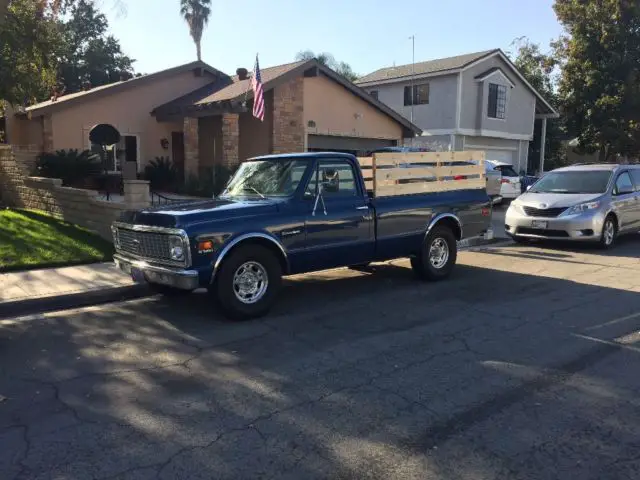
left=175, top=165, right=234, bottom=197
left=143, top=156, right=178, bottom=191
left=35, top=149, right=102, bottom=187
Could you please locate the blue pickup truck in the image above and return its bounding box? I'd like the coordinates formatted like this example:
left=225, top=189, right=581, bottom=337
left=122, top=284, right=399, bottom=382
left=112, top=152, right=491, bottom=319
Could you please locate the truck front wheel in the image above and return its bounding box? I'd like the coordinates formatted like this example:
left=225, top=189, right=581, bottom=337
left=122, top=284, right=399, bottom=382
left=411, top=225, right=457, bottom=281
left=214, top=245, right=282, bottom=320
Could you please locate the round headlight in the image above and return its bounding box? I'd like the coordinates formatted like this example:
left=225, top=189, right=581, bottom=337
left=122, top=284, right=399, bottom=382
left=170, top=246, right=184, bottom=261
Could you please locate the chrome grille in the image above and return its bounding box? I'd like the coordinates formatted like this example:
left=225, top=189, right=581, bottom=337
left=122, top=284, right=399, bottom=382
left=116, top=228, right=184, bottom=266
left=523, top=206, right=567, bottom=218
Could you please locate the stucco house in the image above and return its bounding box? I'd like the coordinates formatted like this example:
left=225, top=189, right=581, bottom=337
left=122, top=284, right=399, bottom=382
left=5, top=59, right=419, bottom=178
left=355, top=49, right=559, bottom=173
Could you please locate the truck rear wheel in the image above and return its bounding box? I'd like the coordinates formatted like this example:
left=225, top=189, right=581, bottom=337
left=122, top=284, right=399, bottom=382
left=411, top=225, right=457, bottom=281
left=214, top=244, right=282, bottom=320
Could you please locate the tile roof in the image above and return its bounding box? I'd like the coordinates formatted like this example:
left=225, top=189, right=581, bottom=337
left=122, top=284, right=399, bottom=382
left=22, top=61, right=222, bottom=115
left=355, top=49, right=499, bottom=84
left=194, top=60, right=307, bottom=104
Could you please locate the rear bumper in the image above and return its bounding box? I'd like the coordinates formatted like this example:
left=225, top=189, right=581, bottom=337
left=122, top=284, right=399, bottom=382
left=505, top=207, right=606, bottom=241
left=114, top=254, right=200, bottom=290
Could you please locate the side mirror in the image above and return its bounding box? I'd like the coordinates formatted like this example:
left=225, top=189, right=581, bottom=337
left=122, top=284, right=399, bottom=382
left=614, top=185, right=633, bottom=196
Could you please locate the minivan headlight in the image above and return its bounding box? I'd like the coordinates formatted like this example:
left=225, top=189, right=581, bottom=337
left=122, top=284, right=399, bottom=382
left=565, top=201, right=600, bottom=215
left=169, top=235, right=185, bottom=261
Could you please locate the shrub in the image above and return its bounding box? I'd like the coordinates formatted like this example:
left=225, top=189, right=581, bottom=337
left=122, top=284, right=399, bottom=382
left=35, top=149, right=102, bottom=187
left=143, top=156, right=178, bottom=191
left=182, top=165, right=234, bottom=197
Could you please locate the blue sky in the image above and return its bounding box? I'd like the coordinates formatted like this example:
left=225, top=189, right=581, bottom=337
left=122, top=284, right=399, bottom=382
left=104, top=0, right=563, bottom=76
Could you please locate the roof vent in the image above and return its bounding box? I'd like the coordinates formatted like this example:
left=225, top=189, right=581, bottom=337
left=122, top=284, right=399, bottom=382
left=236, top=68, right=249, bottom=80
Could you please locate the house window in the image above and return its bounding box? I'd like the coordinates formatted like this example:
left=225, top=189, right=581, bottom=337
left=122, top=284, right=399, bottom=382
left=488, top=83, right=507, bottom=119
left=403, top=83, right=429, bottom=106
left=370, top=90, right=379, bottom=100
left=90, top=134, right=139, bottom=173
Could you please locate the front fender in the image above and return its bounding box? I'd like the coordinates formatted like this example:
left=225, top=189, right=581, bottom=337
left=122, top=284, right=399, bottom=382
left=209, top=232, right=289, bottom=284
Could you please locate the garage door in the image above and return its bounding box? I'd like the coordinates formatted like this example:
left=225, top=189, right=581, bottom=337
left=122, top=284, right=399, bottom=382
left=307, top=134, right=396, bottom=154
left=483, top=149, right=514, bottom=165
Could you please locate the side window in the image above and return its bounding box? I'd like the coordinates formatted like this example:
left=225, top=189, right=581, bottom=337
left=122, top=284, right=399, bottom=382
left=614, top=172, right=634, bottom=195
left=630, top=170, right=640, bottom=190
left=305, top=160, right=357, bottom=197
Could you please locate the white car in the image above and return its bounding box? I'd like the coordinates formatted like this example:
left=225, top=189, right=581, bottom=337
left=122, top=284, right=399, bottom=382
left=487, top=160, right=521, bottom=200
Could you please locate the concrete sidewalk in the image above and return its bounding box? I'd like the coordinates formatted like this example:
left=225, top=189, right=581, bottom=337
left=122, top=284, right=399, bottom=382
left=0, top=262, right=150, bottom=318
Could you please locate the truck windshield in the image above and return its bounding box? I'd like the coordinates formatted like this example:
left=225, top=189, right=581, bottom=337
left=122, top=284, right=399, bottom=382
left=222, top=159, right=310, bottom=198
left=529, top=171, right=612, bottom=194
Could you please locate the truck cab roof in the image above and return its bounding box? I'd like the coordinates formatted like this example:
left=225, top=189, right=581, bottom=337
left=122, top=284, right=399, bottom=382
left=248, top=152, right=357, bottom=162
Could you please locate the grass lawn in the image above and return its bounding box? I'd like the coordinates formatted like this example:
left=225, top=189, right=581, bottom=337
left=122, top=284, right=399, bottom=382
left=0, top=208, right=114, bottom=272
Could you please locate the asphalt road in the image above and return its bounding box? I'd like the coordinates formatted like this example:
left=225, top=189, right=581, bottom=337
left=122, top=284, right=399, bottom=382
left=2, top=239, right=640, bottom=479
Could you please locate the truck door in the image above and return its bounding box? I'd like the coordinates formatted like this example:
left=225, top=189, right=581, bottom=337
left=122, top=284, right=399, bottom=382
left=303, top=158, right=374, bottom=271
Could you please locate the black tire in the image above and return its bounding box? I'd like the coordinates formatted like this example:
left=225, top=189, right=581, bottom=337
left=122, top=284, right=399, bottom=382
left=411, top=225, right=457, bottom=281
left=214, top=244, right=282, bottom=320
left=598, top=215, right=617, bottom=250
left=149, top=283, right=193, bottom=296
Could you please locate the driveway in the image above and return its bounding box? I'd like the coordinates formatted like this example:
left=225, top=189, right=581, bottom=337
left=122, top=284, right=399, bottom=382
left=1, top=240, right=640, bottom=479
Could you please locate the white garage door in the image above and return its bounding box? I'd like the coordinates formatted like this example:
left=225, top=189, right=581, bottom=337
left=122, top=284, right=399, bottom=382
left=483, top=149, right=515, bottom=165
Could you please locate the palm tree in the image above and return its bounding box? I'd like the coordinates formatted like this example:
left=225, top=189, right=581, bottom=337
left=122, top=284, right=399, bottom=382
left=180, top=0, right=211, bottom=61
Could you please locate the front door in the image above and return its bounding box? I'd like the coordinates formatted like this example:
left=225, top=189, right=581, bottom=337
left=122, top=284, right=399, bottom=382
left=171, top=132, right=185, bottom=182
left=612, top=171, right=636, bottom=232
left=303, top=158, right=374, bottom=271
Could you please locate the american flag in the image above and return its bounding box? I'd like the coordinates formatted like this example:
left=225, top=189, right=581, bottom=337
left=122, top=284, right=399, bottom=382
left=251, top=55, right=265, bottom=122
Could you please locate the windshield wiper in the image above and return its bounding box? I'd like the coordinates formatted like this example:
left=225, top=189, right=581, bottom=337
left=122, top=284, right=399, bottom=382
left=242, top=186, right=266, bottom=199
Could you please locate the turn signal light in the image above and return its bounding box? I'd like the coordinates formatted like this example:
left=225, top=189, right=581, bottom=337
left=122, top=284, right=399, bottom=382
left=198, top=240, right=214, bottom=253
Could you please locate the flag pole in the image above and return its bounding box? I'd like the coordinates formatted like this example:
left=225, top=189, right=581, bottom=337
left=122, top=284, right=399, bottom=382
left=242, top=53, right=259, bottom=108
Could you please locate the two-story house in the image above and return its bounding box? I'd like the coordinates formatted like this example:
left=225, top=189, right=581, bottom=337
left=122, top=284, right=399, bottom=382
left=356, top=49, right=559, bottom=173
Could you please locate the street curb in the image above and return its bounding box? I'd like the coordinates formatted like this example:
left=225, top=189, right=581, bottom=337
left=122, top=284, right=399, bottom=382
left=0, top=284, right=153, bottom=320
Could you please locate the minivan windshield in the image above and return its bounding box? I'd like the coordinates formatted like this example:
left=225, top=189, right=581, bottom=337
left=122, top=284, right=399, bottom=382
left=529, top=170, right=612, bottom=194
left=222, top=159, right=310, bottom=198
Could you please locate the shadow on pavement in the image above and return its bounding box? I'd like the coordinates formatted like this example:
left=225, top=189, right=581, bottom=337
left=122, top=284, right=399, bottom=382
left=1, top=245, right=640, bottom=479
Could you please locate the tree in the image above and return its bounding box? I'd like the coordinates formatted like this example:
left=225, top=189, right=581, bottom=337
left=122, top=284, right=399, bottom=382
left=508, top=38, right=566, bottom=171
left=295, top=50, right=359, bottom=82
left=180, top=0, right=211, bottom=61
left=57, top=0, right=134, bottom=94
left=0, top=0, right=64, bottom=105
left=553, top=0, right=640, bottom=162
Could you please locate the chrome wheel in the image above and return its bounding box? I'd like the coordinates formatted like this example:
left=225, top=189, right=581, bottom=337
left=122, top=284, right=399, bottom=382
left=233, top=261, right=269, bottom=304
left=429, top=237, right=450, bottom=269
left=603, top=220, right=615, bottom=246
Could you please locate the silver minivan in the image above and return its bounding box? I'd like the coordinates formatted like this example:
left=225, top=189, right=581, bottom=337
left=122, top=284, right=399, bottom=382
left=505, top=164, right=640, bottom=248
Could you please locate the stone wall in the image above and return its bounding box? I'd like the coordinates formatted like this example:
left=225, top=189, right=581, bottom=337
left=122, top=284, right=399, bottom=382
left=0, top=146, right=150, bottom=240
left=272, top=77, right=305, bottom=154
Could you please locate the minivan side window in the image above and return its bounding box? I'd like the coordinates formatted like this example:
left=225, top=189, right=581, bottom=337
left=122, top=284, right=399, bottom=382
left=614, top=172, right=634, bottom=195
left=630, top=170, right=640, bottom=190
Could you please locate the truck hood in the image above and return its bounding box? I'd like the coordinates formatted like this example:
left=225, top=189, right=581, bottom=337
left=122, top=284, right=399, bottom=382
left=119, top=198, right=280, bottom=228
left=516, top=192, right=602, bottom=209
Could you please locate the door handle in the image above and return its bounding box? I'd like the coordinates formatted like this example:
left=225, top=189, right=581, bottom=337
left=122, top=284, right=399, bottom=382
left=356, top=206, right=369, bottom=210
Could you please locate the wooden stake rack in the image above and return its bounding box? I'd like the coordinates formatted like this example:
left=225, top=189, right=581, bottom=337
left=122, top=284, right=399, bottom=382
left=358, top=151, right=486, bottom=197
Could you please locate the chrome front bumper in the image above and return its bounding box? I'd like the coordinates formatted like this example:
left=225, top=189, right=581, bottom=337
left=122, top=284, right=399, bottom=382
left=114, top=254, right=200, bottom=290
left=505, top=207, right=606, bottom=241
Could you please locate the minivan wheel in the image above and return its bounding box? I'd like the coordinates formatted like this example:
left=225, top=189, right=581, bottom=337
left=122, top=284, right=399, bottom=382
left=599, top=216, right=617, bottom=249
left=411, top=225, right=457, bottom=281
left=214, top=245, right=282, bottom=320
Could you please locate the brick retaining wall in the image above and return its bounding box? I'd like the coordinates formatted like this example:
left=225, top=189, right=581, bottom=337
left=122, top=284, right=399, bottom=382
left=0, top=146, right=149, bottom=240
